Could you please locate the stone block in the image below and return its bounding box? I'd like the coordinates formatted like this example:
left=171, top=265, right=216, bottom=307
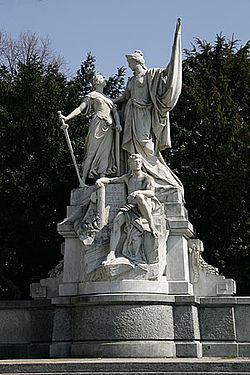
left=164, top=202, right=186, bottom=218
left=174, top=305, right=200, bottom=340
left=72, top=304, right=174, bottom=341
left=168, top=219, right=194, bottom=237
left=50, top=342, right=71, bottom=358
left=168, top=281, right=193, bottom=295
left=202, top=342, right=238, bottom=357
left=78, top=280, right=169, bottom=295
left=216, top=279, right=236, bottom=295
left=30, top=283, right=47, bottom=299
left=199, top=307, right=236, bottom=340
left=71, top=340, right=176, bottom=358
left=30, top=308, right=53, bottom=342
left=62, top=237, right=84, bottom=283
left=59, top=282, right=79, bottom=296
left=156, top=186, right=183, bottom=203
left=52, top=307, right=72, bottom=341
left=200, top=297, right=237, bottom=305
left=0, top=344, right=28, bottom=359
left=238, top=343, right=250, bottom=357
left=175, top=296, right=200, bottom=304
left=0, top=309, right=31, bottom=343
left=166, top=236, right=191, bottom=282
left=175, top=342, right=202, bottom=357
left=72, top=293, right=175, bottom=304
left=235, top=305, right=250, bottom=341
left=28, top=343, right=50, bottom=358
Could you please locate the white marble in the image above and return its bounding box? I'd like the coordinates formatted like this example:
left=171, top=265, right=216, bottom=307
left=59, top=73, right=121, bottom=185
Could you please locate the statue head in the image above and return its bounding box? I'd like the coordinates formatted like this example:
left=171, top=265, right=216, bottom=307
left=128, top=154, right=142, bottom=172
left=126, top=50, right=147, bottom=71
left=92, top=73, right=106, bottom=89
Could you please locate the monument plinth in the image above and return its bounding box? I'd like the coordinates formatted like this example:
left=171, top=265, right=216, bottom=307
left=26, top=18, right=246, bottom=360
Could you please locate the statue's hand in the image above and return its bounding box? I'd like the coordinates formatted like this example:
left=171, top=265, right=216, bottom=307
left=95, top=179, right=104, bottom=189
left=59, top=113, right=67, bottom=121
left=95, top=177, right=109, bottom=188
left=128, top=191, right=137, bottom=203
left=116, top=123, right=122, bottom=133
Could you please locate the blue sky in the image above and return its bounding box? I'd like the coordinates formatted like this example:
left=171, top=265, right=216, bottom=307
left=0, top=0, right=249, bottom=78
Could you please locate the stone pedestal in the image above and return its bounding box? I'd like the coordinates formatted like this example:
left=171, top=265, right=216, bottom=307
left=27, top=183, right=240, bottom=359
left=1, top=297, right=250, bottom=359
left=50, top=294, right=175, bottom=358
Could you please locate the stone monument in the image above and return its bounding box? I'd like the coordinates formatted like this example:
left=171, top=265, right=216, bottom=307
left=27, top=19, right=248, bottom=359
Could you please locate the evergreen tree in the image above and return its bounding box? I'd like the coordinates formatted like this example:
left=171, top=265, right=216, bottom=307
left=165, top=36, right=249, bottom=294
left=0, top=51, right=125, bottom=299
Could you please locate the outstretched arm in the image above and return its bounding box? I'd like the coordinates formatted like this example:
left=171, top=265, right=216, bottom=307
left=95, top=175, right=127, bottom=188
left=59, top=101, right=87, bottom=122
left=113, top=92, right=126, bottom=104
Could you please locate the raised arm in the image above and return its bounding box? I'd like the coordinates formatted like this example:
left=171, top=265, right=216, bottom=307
left=161, top=18, right=182, bottom=108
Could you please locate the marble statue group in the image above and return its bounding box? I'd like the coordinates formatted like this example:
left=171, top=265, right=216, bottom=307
left=57, top=18, right=183, bottom=280
left=28, top=18, right=237, bottom=360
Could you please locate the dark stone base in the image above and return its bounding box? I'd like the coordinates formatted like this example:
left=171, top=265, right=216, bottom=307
left=0, top=358, right=250, bottom=374
left=0, top=295, right=250, bottom=359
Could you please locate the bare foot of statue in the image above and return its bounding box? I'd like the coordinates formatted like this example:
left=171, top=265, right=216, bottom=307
left=102, top=250, right=116, bottom=265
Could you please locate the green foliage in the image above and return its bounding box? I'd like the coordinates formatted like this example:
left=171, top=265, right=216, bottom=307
left=164, top=35, right=249, bottom=294
left=0, top=52, right=125, bottom=299
left=0, top=58, right=72, bottom=298
left=104, top=67, right=126, bottom=98
left=0, top=33, right=248, bottom=298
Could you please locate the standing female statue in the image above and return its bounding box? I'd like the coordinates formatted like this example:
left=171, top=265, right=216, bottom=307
left=59, top=73, right=121, bottom=186
left=114, top=18, right=183, bottom=195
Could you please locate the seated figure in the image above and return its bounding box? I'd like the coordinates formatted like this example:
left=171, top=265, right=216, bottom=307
left=96, top=154, right=161, bottom=264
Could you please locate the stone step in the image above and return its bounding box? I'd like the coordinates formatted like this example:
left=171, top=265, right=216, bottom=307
left=0, top=359, right=250, bottom=374
left=0, top=373, right=249, bottom=375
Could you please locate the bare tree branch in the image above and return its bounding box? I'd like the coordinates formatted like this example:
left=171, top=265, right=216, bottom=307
left=0, top=29, right=66, bottom=75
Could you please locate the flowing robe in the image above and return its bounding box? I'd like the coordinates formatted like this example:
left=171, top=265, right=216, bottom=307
left=121, top=21, right=183, bottom=195
left=81, top=91, right=116, bottom=179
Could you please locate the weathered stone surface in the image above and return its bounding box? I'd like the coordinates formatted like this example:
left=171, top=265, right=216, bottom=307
left=175, top=342, right=202, bottom=358
left=174, top=305, right=200, bottom=340
left=0, top=309, right=31, bottom=343
left=166, top=236, right=191, bottom=283
left=30, top=282, right=47, bottom=298
left=52, top=307, right=72, bottom=341
left=78, top=280, right=169, bottom=295
left=30, top=308, right=53, bottom=342
left=202, top=342, right=238, bottom=357
left=235, top=305, right=250, bottom=341
left=72, top=304, right=174, bottom=341
left=1, top=357, right=250, bottom=373
left=71, top=341, right=176, bottom=358
left=0, top=344, right=28, bottom=359
left=28, top=343, right=50, bottom=358
left=50, top=342, right=71, bottom=358
left=168, top=281, right=193, bottom=295
left=199, top=307, right=236, bottom=340
left=238, top=343, right=250, bottom=357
